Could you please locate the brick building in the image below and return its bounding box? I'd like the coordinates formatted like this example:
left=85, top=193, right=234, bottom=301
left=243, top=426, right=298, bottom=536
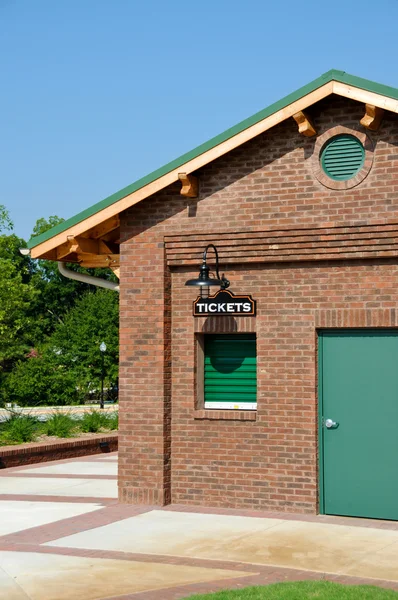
left=29, top=70, right=398, bottom=521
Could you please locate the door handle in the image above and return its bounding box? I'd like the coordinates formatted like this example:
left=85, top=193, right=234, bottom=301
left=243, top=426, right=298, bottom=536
left=325, top=418, right=339, bottom=429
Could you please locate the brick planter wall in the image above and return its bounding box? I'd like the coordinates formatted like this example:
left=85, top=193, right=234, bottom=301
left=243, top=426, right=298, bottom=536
left=0, top=433, right=118, bottom=468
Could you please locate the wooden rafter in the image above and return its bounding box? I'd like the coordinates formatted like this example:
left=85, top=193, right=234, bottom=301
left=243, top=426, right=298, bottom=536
left=56, top=236, right=119, bottom=261
left=178, top=173, right=198, bottom=198
left=99, top=240, right=119, bottom=254
left=87, top=215, right=120, bottom=240
left=360, top=104, right=384, bottom=131
left=292, top=111, right=317, bottom=137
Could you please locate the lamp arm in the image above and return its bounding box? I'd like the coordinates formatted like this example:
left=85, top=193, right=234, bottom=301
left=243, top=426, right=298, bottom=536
left=203, top=244, right=221, bottom=280
left=203, top=244, right=230, bottom=289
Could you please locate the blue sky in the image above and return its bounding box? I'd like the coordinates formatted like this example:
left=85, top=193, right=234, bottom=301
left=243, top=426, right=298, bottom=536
left=2, top=0, right=398, bottom=240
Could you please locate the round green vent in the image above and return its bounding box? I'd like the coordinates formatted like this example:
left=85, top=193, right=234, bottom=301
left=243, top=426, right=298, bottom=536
left=320, top=134, right=365, bottom=181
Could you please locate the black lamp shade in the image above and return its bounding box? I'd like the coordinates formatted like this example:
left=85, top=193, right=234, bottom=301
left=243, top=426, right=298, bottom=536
left=185, top=263, right=222, bottom=288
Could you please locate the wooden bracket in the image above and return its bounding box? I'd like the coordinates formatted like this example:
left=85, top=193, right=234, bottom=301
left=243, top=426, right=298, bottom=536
left=110, top=266, right=120, bottom=279
left=360, top=104, right=384, bottom=131
left=178, top=172, right=198, bottom=198
left=57, top=236, right=98, bottom=259
left=292, top=111, right=317, bottom=137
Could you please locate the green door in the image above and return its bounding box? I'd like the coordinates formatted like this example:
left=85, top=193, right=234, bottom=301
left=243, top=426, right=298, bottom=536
left=320, top=330, right=398, bottom=520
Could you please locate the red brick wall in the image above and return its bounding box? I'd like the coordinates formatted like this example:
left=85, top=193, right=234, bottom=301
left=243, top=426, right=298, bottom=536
left=0, top=434, right=118, bottom=468
left=118, top=96, right=398, bottom=512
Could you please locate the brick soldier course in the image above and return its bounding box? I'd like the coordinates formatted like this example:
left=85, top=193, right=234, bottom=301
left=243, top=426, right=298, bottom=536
left=28, top=70, right=398, bottom=518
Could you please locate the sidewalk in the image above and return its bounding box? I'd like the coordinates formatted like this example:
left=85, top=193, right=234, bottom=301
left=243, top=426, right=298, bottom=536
left=1, top=453, right=397, bottom=599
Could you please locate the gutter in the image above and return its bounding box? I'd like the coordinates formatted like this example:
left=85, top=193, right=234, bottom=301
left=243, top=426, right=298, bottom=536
left=58, top=262, right=120, bottom=292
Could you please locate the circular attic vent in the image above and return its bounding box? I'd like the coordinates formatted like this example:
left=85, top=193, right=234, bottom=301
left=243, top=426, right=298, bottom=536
left=320, top=134, right=365, bottom=181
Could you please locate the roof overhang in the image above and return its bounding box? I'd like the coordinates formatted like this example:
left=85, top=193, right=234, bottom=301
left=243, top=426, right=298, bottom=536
left=27, top=70, right=398, bottom=267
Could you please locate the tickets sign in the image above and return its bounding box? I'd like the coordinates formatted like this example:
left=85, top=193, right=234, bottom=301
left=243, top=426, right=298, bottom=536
left=193, top=289, right=256, bottom=316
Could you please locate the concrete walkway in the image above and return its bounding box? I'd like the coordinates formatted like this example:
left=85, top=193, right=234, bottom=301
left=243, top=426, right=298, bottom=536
left=1, top=453, right=397, bottom=599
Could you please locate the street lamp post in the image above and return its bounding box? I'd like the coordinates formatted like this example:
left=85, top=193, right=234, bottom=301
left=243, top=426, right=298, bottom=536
left=99, top=342, right=107, bottom=409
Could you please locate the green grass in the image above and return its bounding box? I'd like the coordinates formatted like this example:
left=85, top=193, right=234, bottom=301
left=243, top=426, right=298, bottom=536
left=40, top=412, right=78, bottom=438
left=0, top=414, right=39, bottom=445
left=184, top=581, right=398, bottom=599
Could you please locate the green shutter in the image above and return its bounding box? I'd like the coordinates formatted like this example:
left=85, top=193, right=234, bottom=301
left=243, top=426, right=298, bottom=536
left=320, top=134, right=365, bottom=181
left=204, top=334, right=257, bottom=409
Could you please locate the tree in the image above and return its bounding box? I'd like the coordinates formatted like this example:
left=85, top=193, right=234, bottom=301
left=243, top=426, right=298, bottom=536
left=48, top=288, right=119, bottom=394
left=4, top=288, right=119, bottom=406
left=0, top=205, right=13, bottom=233
left=0, top=208, right=120, bottom=407
left=31, top=215, right=65, bottom=238
left=0, top=258, right=38, bottom=374
left=0, top=234, right=35, bottom=282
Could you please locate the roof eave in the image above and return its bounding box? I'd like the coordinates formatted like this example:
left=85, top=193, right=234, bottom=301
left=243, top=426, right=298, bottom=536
left=28, top=69, right=398, bottom=258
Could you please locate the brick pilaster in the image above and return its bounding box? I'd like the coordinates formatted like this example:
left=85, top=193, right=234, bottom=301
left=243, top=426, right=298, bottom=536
left=118, top=231, right=171, bottom=505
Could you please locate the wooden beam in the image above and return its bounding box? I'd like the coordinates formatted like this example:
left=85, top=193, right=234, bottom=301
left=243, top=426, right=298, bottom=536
left=333, top=81, right=398, bottom=114
left=110, top=266, right=120, bottom=279
left=56, top=236, right=119, bottom=260
left=360, top=104, right=384, bottom=131
left=99, top=240, right=119, bottom=254
left=57, top=236, right=98, bottom=260
left=77, top=253, right=120, bottom=268
left=30, top=82, right=335, bottom=259
left=178, top=173, right=198, bottom=198
left=74, top=237, right=99, bottom=255
left=292, top=111, right=317, bottom=136
left=57, top=239, right=80, bottom=260
left=87, top=216, right=120, bottom=240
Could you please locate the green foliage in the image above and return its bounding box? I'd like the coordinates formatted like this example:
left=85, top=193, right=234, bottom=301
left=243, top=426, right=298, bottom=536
left=47, top=288, right=119, bottom=398
left=41, top=412, right=78, bottom=438
left=0, top=234, right=34, bottom=281
left=30, top=215, right=118, bottom=337
left=0, top=258, right=38, bottom=373
left=0, top=209, right=119, bottom=407
left=31, top=216, right=65, bottom=238
left=80, top=410, right=108, bottom=433
left=105, top=411, right=118, bottom=430
left=0, top=414, right=39, bottom=445
left=0, top=205, right=13, bottom=233
left=184, top=581, right=398, bottom=599
left=4, top=353, right=84, bottom=406
left=0, top=408, right=118, bottom=445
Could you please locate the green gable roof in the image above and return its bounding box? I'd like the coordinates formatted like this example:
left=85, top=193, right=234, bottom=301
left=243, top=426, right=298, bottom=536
left=28, top=69, right=398, bottom=250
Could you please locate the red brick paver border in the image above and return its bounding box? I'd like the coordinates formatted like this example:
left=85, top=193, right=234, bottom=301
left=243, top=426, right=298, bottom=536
left=1, top=453, right=398, bottom=600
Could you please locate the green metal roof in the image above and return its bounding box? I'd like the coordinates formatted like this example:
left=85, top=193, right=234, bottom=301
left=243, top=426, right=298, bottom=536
left=28, top=69, right=398, bottom=250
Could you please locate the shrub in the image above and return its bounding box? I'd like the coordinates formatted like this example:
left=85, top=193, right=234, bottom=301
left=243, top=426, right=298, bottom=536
left=0, top=414, right=39, bottom=445
left=80, top=410, right=108, bottom=433
left=41, top=412, right=77, bottom=438
left=4, top=354, right=85, bottom=407
left=104, top=412, right=118, bottom=430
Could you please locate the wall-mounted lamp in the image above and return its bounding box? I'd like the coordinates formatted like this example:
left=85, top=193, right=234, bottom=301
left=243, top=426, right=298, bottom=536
left=185, top=244, right=230, bottom=298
